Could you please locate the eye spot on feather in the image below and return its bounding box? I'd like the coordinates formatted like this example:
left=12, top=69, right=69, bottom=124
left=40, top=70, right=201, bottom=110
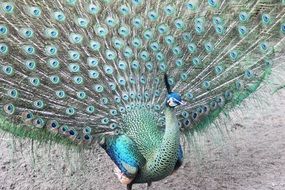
left=148, top=10, right=159, bottom=21
left=2, top=65, right=14, bottom=76
left=29, top=77, right=41, bottom=87
left=210, top=101, right=217, bottom=110
left=87, top=3, right=101, bottom=15
left=89, top=40, right=101, bottom=51
left=0, top=43, right=9, bottom=55
left=191, top=112, right=198, bottom=121
left=216, top=96, right=225, bottom=107
left=119, top=107, right=126, bottom=113
left=140, top=51, right=150, bottom=61
left=229, top=50, right=239, bottom=61
left=195, top=23, right=205, bottom=34
left=261, top=13, right=271, bottom=25
left=180, top=72, right=188, bottom=81
left=60, top=125, right=69, bottom=135
left=0, top=24, right=8, bottom=37
left=68, top=50, right=80, bottom=61
left=3, top=103, right=15, bottom=115
left=21, top=112, right=34, bottom=124
left=26, top=6, right=42, bottom=18
left=53, top=11, right=66, bottom=22
left=69, top=33, right=83, bottom=44
left=76, top=91, right=86, bottom=100
left=73, top=76, right=84, bottom=85
left=174, top=19, right=186, bottom=31
left=7, top=89, right=18, bottom=99
left=244, top=70, right=254, bottom=79
left=56, top=90, right=66, bottom=99
left=224, top=90, right=233, bottom=100
left=33, top=118, right=45, bottom=128
left=259, top=41, right=270, bottom=53
left=238, top=25, right=248, bottom=37
left=119, top=5, right=130, bottom=16
left=19, top=28, right=34, bottom=39
left=33, top=100, right=44, bottom=109
left=68, top=128, right=78, bottom=140
left=66, top=107, right=76, bottom=116
left=76, top=17, right=89, bottom=28
left=101, top=118, right=110, bottom=125
left=86, top=105, right=95, bottom=114
left=182, top=119, right=191, bottom=127
left=2, top=2, right=15, bottom=14
left=239, top=11, right=250, bottom=22
left=118, top=26, right=130, bottom=38
left=202, top=80, right=211, bottom=90
left=47, top=58, right=60, bottom=69
left=49, top=75, right=60, bottom=84
left=100, top=97, right=109, bottom=105
left=83, top=134, right=92, bottom=144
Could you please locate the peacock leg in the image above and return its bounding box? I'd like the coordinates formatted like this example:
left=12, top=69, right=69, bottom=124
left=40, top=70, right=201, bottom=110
left=127, top=183, right=133, bottom=190
left=114, top=164, right=134, bottom=185
left=146, top=182, right=152, bottom=190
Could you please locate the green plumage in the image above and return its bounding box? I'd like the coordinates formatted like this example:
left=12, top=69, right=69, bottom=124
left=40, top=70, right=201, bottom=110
left=124, top=107, right=180, bottom=183
left=0, top=0, right=284, bottom=189
left=123, top=108, right=163, bottom=159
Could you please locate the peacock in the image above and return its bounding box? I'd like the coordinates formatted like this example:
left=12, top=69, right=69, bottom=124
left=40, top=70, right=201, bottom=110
left=0, top=0, right=284, bottom=189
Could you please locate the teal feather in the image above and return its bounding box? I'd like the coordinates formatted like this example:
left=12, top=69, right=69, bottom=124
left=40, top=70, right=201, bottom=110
left=0, top=0, right=285, bottom=189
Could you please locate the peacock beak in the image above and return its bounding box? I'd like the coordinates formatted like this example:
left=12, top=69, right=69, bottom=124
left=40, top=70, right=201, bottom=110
left=173, top=98, right=186, bottom=106
left=175, top=98, right=186, bottom=106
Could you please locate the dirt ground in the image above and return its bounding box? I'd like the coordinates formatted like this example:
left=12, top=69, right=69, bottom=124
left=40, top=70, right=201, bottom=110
left=0, top=89, right=285, bottom=190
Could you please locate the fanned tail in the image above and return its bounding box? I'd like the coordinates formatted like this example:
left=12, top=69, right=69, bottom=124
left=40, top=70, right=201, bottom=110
left=0, top=0, right=284, bottom=148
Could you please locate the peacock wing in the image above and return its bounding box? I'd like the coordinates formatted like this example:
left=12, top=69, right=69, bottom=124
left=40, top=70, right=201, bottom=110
left=101, top=134, right=146, bottom=179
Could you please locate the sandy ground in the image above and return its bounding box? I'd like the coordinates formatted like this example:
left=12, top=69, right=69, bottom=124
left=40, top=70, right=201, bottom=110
left=0, top=89, right=285, bottom=190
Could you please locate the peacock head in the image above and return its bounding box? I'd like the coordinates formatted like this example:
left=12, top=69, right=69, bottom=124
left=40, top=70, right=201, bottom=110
left=166, top=92, right=185, bottom=108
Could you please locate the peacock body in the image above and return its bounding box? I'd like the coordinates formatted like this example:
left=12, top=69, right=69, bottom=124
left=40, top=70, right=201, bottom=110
left=0, top=0, right=284, bottom=189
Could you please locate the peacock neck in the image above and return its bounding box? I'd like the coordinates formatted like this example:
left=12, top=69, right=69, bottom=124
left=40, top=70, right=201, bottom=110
left=163, top=107, right=180, bottom=142
left=152, top=106, right=180, bottom=172
left=137, top=106, right=180, bottom=183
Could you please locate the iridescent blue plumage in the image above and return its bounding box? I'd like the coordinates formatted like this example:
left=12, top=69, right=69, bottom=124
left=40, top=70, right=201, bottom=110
left=101, top=135, right=145, bottom=179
